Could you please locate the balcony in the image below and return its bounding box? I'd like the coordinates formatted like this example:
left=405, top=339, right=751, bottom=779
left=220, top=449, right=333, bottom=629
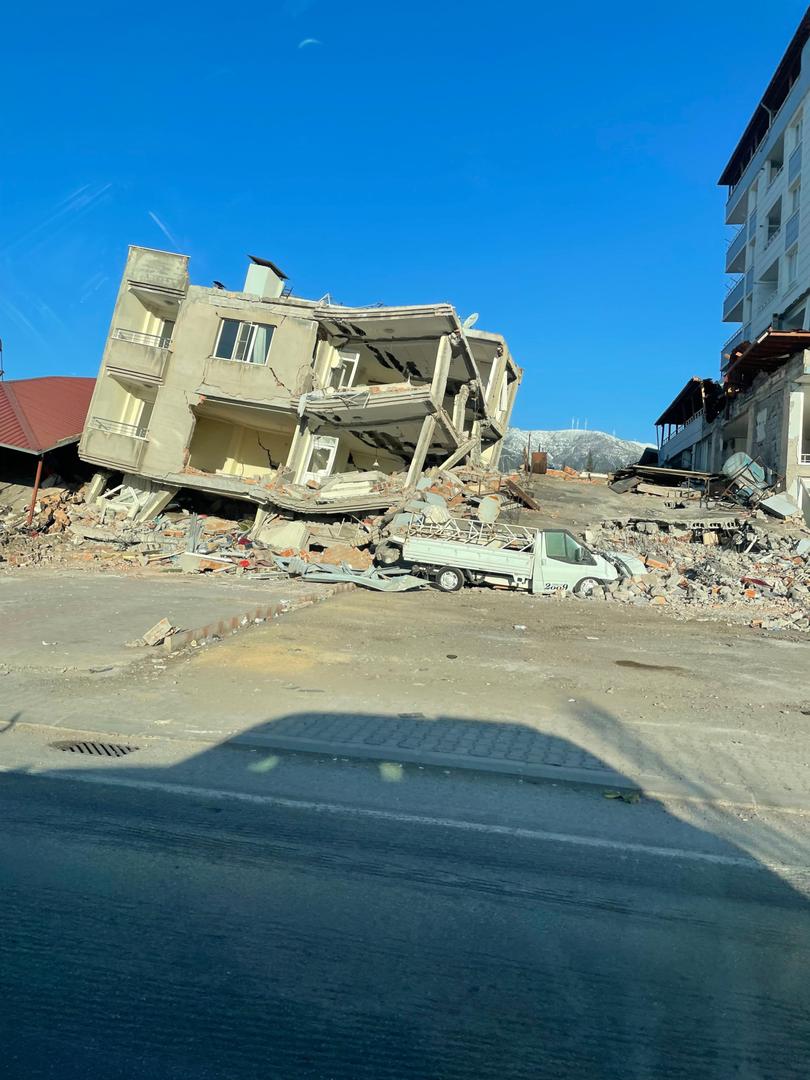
left=105, top=328, right=170, bottom=384
left=786, top=209, right=800, bottom=249
left=722, top=275, right=745, bottom=321
left=790, top=143, right=803, bottom=185
left=721, top=323, right=750, bottom=358
left=299, top=382, right=435, bottom=425
left=725, top=225, right=747, bottom=272
left=725, top=180, right=748, bottom=225
left=80, top=418, right=149, bottom=471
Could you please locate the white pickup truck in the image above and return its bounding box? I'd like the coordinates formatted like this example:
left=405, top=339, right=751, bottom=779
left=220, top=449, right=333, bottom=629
left=380, top=519, right=624, bottom=595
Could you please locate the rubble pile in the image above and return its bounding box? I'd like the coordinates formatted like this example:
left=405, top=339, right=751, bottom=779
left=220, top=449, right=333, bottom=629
left=0, top=463, right=525, bottom=579
left=581, top=516, right=810, bottom=632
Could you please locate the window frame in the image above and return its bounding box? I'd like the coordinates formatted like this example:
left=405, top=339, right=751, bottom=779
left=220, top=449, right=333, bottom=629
left=213, top=318, right=276, bottom=366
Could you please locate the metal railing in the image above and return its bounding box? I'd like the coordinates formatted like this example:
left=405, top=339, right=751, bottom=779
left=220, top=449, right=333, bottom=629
left=91, top=417, right=149, bottom=439
left=767, top=163, right=784, bottom=188
left=763, top=224, right=782, bottom=252
left=790, top=143, right=803, bottom=184
left=113, top=327, right=171, bottom=349
left=725, top=225, right=747, bottom=268
left=721, top=326, right=745, bottom=354
left=723, top=276, right=745, bottom=318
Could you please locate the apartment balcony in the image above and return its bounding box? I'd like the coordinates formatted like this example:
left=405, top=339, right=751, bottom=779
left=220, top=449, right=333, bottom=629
left=725, top=180, right=748, bottom=225
left=763, top=224, right=782, bottom=255
left=790, top=143, right=803, bottom=185
left=722, top=275, right=745, bottom=322
left=299, top=382, right=435, bottom=425
left=721, top=323, right=751, bottom=360
left=725, top=225, right=747, bottom=273
left=786, top=209, right=800, bottom=249
left=105, top=328, right=171, bottom=384
left=81, top=418, right=149, bottom=471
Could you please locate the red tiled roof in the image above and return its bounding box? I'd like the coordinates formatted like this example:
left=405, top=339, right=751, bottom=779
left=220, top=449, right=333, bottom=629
left=0, top=377, right=95, bottom=454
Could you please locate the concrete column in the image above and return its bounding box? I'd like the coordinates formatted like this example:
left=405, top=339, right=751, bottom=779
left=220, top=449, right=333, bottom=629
left=784, top=384, right=805, bottom=496
left=135, top=485, right=177, bottom=523
left=430, top=335, right=453, bottom=406
left=405, top=416, right=437, bottom=487
left=286, top=416, right=310, bottom=476
left=452, top=384, right=469, bottom=436
left=745, top=410, right=756, bottom=456
left=85, top=471, right=112, bottom=504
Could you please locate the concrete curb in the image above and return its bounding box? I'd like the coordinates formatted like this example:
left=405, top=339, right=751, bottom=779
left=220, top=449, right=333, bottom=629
left=225, top=729, right=797, bottom=809
left=162, top=581, right=355, bottom=653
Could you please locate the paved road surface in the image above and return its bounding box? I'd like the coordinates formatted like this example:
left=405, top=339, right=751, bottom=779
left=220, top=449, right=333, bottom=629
left=3, top=767, right=810, bottom=1079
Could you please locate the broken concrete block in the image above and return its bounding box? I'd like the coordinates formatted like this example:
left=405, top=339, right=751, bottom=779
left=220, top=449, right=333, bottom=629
left=422, top=492, right=448, bottom=508
left=257, top=519, right=309, bottom=551
left=476, top=495, right=502, bottom=523
left=142, top=618, right=175, bottom=646
left=423, top=504, right=451, bottom=524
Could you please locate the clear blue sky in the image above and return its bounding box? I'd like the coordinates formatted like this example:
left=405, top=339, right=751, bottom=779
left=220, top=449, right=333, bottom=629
left=1, top=1, right=806, bottom=440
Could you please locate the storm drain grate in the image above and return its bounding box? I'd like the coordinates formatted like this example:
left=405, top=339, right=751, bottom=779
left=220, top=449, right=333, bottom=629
left=49, top=740, right=140, bottom=757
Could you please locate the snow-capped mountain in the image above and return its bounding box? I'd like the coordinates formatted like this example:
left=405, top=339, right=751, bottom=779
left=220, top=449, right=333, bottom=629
left=500, top=428, right=650, bottom=473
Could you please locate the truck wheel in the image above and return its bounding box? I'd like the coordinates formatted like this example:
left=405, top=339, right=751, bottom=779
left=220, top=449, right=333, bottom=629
left=435, top=567, right=464, bottom=592
left=574, top=576, right=602, bottom=597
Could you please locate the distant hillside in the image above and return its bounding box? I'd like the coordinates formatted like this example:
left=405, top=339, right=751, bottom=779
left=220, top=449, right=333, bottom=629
left=500, top=428, right=650, bottom=473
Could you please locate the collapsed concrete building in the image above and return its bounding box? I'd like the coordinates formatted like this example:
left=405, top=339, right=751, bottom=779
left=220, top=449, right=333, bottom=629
left=79, top=247, right=521, bottom=521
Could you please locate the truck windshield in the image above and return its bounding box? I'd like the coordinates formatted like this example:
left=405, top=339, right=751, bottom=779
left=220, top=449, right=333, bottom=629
left=545, top=531, right=590, bottom=563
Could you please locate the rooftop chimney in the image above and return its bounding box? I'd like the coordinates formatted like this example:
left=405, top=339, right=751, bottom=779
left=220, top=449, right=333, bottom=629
left=244, top=254, right=288, bottom=299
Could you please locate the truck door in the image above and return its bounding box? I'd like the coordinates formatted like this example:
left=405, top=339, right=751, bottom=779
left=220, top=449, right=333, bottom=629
left=536, top=530, right=586, bottom=594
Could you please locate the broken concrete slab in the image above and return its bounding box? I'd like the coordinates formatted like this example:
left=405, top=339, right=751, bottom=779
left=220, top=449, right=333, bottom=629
left=256, top=519, right=310, bottom=551
left=760, top=492, right=802, bottom=519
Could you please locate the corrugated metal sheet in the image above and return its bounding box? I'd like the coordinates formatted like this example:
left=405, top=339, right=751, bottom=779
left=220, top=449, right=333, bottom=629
left=0, top=377, right=95, bottom=454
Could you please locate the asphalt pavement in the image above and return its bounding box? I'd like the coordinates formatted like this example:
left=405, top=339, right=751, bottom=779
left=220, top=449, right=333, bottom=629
left=3, top=743, right=810, bottom=1080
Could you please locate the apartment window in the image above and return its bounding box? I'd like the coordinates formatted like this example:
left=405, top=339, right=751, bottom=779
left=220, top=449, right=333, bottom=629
left=791, top=116, right=803, bottom=150
left=787, top=248, right=798, bottom=284
left=213, top=319, right=275, bottom=365
left=792, top=185, right=801, bottom=214
left=328, top=350, right=360, bottom=390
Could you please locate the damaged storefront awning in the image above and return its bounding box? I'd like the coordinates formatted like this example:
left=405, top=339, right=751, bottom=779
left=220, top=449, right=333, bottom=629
left=724, top=328, right=810, bottom=387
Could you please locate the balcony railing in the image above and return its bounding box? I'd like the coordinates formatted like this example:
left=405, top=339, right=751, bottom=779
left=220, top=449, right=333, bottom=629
left=768, top=163, right=784, bottom=188
left=721, top=324, right=750, bottom=355
left=725, top=225, right=747, bottom=269
left=763, top=224, right=782, bottom=253
left=723, top=276, right=745, bottom=319
left=785, top=209, right=800, bottom=249
left=113, top=327, right=171, bottom=349
left=91, top=417, right=148, bottom=439
left=790, top=143, right=803, bottom=184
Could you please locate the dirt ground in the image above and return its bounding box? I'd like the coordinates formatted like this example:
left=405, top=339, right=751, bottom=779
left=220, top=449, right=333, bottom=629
left=6, top=579, right=808, bottom=806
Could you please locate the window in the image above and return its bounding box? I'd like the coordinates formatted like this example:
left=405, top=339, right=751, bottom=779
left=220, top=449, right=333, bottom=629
left=329, top=350, right=359, bottom=390
left=544, top=531, right=594, bottom=565
left=792, top=185, right=801, bottom=214
left=303, top=435, right=339, bottom=481
left=787, top=249, right=798, bottom=284
left=213, top=319, right=275, bottom=365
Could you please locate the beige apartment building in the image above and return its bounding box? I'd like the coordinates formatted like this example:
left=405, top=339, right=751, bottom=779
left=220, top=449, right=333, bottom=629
left=79, top=247, right=521, bottom=519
